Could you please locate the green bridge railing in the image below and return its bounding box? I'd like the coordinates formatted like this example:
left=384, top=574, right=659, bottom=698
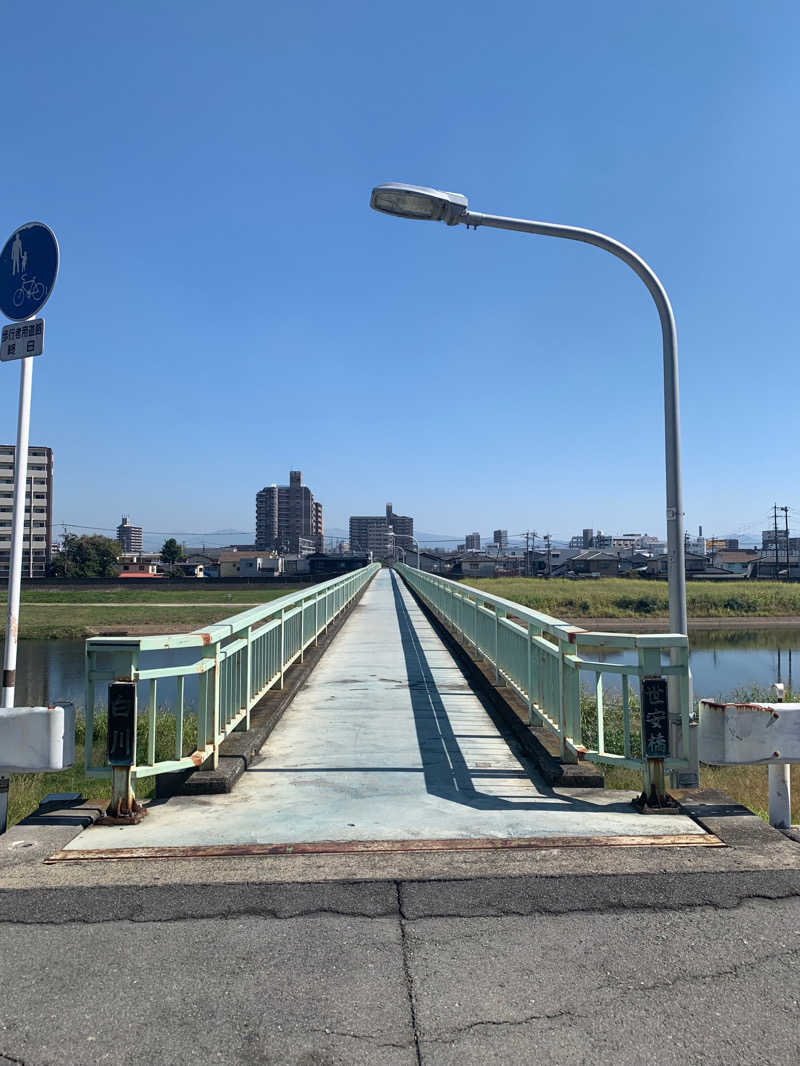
left=396, top=563, right=695, bottom=789
left=84, top=564, right=380, bottom=787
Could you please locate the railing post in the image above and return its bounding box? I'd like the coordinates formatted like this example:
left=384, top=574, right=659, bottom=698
left=558, top=635, right=578, bottom=763
left=300, top=596, right=305, bottom=663
left=280, top=607, right=286, bottom=689
left=494, top=607, right=506, bottom=683
left=315, top=590, right=319, bottom=646
left=84, top=644, right=95, bottom=776
left=245, top=625, right=252, bottom=729
left=526, top=622, right=534, bottom=724
left=211, top=644, right=220, bottom=769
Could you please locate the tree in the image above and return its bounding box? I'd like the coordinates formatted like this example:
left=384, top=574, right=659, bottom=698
left=160, top=538, right=185, bottom=575
left=49, top=534, right=121, bottom=578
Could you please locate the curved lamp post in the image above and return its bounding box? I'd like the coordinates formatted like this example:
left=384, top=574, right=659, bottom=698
left=371, top=183, right=695, bottom=788
left=369, top=182, right=687, bottom=639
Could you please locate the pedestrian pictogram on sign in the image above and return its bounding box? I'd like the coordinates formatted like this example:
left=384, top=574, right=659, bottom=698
left=0, top=222, right=59, bottom=321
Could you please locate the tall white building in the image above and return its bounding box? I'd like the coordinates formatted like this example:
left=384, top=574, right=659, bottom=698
left=0, top=445, right=53, bottom=578
left=116, top=515, right=143, bottom=553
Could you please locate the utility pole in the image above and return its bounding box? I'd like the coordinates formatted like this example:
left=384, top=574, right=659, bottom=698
left=544, top=533, right=552, bottom=578
left=521, top=530, right=538, bottom=578
left=782, top=505, right=790, bottom=580
left=774, top=503, right=780, bottom=581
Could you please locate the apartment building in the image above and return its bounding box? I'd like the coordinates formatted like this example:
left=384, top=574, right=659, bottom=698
left=349, top=503, right=414, bottom=560
left=465, top=532, right=481, bottom=551
left=255, top=470, right=324, bottom=553
left=116, top=515, right=143, bottom=553
left=0, top=445, right=53, bottom=578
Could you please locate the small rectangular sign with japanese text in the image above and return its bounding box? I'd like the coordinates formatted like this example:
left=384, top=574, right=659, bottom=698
left=107, top=682, right=137, bottom=766
left=0, top=318, right=44, bottom=361
left=641, top=677, right=670, bottom=758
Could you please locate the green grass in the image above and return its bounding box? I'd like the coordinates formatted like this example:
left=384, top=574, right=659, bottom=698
left=12, top=585, right=302, bottom=605
left=7, top=709, right=198, bottom=828
left=461, top=577, right=800, bottom=619
left=0, top=588, right=303, bottom=639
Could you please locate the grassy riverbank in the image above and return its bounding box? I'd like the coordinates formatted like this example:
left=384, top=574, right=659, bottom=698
left=0, top=586, right=302, bottom=639
left=461, top=577, right=800, bottom=620
left=15, top=585, right=303, bottom=605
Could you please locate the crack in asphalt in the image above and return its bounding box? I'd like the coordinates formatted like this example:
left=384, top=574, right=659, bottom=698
left=396, top=885, right=800, bottom=923
left=306, top=1027, right=414, bottom=1050
left=0, top=906, right=396, bottom=927
left=396, top=883, right=423, bottom=1066
left=0, top=1052, right=36, bottom=1066
left=2, top=879, right=800, bottom=929
left=424, top=1007, right=577, bottom=1043
left=596, top=943, right=800, bottom=996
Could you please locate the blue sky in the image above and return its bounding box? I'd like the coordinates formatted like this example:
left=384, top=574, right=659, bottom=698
left=1, top=1, right=797, bottom=547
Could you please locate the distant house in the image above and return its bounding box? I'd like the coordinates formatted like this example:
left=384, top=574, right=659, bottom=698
left=216, top=550, right=274, bottom=578
left=118, top=551, right=161, bottom=575
left=453, top=555, right=499, bottom=579
left=563, top=550, right=619, bottom=577
left=237, top=556, right=282, bottom=577
left=715, top=550, right=759, bottom=576
left=645, top=552, right=708, bottom=577
left=398, top=549, right=447, bottom=574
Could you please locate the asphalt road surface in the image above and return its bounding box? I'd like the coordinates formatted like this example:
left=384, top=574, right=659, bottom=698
left=1, top=868, right=799, bottom=1065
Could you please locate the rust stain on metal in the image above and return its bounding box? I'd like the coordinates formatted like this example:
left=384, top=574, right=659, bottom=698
left=701, top=700, right=774, bottom=713
left=200, top=632, right=212, bottom=646
left=46, top=832, right=724, bottom=863
left=190, top=751, right=204, bottom=766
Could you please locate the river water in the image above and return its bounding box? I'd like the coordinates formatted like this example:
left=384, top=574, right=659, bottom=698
left=7, top=628, right=800, bottom=710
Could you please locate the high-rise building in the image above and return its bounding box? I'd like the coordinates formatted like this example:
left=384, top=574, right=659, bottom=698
left=349, top=502, right=414, bottom=560
left=116, top=515, right=143, bottom=553
left=493, top=529, right=508, bottom=550
left=465, top=532, right=481, bottom=551
left=0, top=444, right=53, bottom=578
left=255, top=470, right=324, bottom=553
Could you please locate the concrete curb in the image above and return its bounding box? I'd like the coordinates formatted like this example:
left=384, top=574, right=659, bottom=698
left=157, top=573, right=377, bottom=797
left=398, top=572, right=604, bottom=788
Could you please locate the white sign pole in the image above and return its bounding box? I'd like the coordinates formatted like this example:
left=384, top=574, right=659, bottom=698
left=0, top=353, right=33, bottom=833
left=2, top=353, right=34, bottom=706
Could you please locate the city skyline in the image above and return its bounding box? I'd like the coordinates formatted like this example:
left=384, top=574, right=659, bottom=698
left=0, top=4, right=797, bottom=543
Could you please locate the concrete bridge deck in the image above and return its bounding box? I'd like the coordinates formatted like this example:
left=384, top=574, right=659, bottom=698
left=64, top=569, right=706, bottom=855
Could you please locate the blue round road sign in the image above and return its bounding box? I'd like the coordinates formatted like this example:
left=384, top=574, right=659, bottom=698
left=0, top=222, right=59, bottom=321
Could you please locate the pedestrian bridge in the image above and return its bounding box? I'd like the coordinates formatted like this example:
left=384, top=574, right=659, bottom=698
left=64, top=565, right=711, bottom=857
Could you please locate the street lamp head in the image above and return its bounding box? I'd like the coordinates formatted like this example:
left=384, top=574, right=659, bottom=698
left=370, top=183, right=468, bottom=225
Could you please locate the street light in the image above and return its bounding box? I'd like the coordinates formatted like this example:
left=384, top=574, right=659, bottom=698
left=407, top=535, right=420, bottom=571
left=370, top=182, right=687, bottom=639
left=371, top=182, right=693, bottom=785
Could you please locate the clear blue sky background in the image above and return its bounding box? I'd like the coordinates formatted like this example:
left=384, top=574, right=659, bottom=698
left=1, top=1, right=797, bottom=547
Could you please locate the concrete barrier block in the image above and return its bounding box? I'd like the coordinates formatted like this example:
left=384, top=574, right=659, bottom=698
left=698, top=699, right=800, bottom=765
left=0, top=705, right=75, bottom=773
